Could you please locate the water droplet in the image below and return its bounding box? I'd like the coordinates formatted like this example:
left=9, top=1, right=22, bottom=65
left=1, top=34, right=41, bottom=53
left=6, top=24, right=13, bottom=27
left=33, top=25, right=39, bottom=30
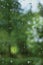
left=27, top=61, right=30, bottom=64
left=10, top=60, right=13, bottom=63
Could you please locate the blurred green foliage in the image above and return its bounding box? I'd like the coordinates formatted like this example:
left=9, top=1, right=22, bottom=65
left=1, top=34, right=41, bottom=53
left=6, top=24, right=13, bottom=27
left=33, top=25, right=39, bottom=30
left=0, top=0, right=43, bottom=65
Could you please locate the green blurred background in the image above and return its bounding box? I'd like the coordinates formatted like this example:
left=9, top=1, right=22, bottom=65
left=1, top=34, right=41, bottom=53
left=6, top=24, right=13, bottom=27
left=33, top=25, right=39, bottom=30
left=0, top=0, right=43, bottom=65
